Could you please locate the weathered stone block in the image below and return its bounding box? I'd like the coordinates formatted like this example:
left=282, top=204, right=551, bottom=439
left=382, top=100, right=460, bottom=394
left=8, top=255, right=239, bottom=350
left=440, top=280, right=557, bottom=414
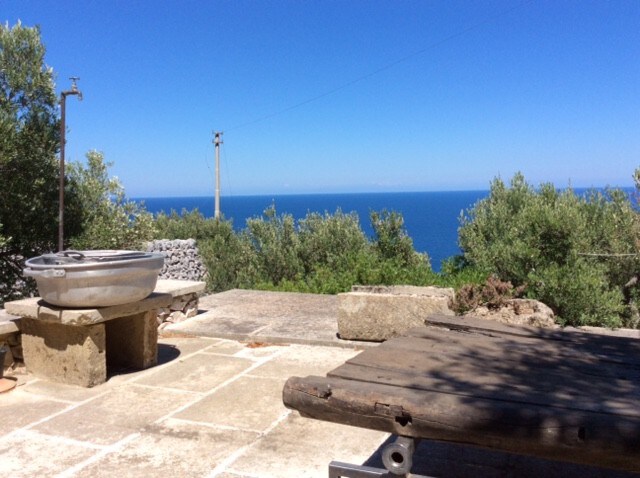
left=338, top=285, right=455, bottom=342
left=105, top=311, right=157, bottom=370
left=20, top=317, right=106, bottom=387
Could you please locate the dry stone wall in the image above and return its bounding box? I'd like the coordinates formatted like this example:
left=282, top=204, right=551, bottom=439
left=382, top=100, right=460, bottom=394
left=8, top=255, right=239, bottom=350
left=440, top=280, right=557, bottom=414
left=146, top=239, right=207, bottom=281
left=157, top=292, right=200, bottom=329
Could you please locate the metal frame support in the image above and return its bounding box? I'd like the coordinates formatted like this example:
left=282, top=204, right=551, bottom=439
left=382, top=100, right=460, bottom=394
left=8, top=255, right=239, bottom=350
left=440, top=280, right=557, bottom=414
left=329, top=436, right=433, bottom=478
left=329, top=461, right=391, bottom=478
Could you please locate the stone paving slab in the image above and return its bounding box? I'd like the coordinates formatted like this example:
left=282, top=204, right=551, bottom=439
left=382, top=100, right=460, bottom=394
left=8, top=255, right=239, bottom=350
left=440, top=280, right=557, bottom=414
left=133, top=352, right=254, bottom=393
left=155, top=279, right=206, bottom=297
left=32, top=384, right=198, bottom=446
left=4, top=292, right=173, bottom=325
left=176, top=375, right=286, bottom=433
left=0, top=336, right=388, bottom=478
left=0, top=308, right=19, bottom=335
left=225, top=413, right=388, bottom=478
left=77, top=420, right=259, bottom=478
left=1, top=430, right=99, bottom=477
left=168, top=289, right=374, bottom=348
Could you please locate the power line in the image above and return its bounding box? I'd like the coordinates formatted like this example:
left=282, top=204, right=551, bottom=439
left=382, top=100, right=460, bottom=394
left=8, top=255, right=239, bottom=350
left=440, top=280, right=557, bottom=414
left=228, top=0, right=532, bottom=132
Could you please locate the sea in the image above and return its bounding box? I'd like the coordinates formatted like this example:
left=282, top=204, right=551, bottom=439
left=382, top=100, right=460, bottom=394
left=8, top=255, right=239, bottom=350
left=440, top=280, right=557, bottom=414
left=134, top=191, right=488, bottom=271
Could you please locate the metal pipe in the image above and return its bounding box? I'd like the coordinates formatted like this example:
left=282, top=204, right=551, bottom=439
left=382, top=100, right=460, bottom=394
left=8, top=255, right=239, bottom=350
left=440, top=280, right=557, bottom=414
left=58, top=77, right=82, bottom=252
left=381, top=436, right=419, bottom=475
left=213, top=131, right=223, bottom=220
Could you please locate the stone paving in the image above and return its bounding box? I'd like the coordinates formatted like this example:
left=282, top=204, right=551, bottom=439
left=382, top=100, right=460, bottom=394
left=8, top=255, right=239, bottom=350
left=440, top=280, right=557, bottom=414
left=1, top=335, right=388, bottom=477
left=4, top=289, right=634, bottom=477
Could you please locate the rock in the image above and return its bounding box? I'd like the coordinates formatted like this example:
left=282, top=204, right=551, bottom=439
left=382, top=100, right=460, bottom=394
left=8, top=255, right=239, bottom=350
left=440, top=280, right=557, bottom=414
left=170, top=298, right=190, bottom=311
left=184, top=306, right=198, bottom=318
left=466, top=299, right=556, bottom=328
left=167, top=311, right=186, bottom=323
left=338, top=285, right=455, bottom=342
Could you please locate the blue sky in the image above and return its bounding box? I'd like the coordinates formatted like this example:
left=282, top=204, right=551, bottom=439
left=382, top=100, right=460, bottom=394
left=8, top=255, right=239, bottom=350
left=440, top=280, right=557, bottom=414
left=3, top=1, right=639, bottom=197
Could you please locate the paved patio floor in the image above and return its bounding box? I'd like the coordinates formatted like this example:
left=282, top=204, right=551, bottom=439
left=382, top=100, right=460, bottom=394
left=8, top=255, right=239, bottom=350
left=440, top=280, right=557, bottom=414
left=1, top=335, right=387, bottom=477
left=2, top=289, right=634, bottom=477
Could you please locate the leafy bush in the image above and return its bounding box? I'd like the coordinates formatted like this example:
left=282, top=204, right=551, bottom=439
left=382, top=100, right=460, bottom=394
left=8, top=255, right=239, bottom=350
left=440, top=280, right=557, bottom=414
left=370, top=210, right=426, bottom=267
left=155, top=208, right=224, bottom=240
left=269, top=207, right=434, bottom=293
left=527, top=259, right=625, bottom=327
left=154, top=209, right=259, bottom=292
left=67, top=151, right=156, bottom=250
left=298, top=209, right=368, bottom=274
left=198, top=224, right=259, bottom=292
left=158, top=205, right=438, bottom=295
left=245, top=205, right=304, bottom=285
left=436, top=256, right=487, bottom=290
left=459, top=172, right=640, bottom=327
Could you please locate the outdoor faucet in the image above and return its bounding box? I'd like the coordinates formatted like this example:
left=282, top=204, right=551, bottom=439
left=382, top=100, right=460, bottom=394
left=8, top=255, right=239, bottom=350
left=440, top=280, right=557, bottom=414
left=65, top=76, right=83, bottom=101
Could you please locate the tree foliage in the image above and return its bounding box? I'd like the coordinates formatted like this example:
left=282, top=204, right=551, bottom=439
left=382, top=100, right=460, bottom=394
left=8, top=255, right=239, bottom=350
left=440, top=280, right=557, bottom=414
left=66, top=150, right=156, bottom=250
left=155, top=210, right=259, bottom=292
left=459, top=172, right=640, bottom=327
left=156, top=205, right=435, bottom=295
left=0, top=22, right=80, bottom=303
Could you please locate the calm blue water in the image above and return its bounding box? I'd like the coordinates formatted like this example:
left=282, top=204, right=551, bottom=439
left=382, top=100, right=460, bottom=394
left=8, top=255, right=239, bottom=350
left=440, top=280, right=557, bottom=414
left=134, top=191, right=488, bottom=270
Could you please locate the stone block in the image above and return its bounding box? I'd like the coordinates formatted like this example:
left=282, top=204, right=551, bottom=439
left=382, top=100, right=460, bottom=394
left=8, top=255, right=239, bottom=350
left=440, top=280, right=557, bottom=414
left=20, top=317, right=107, bottom=387
left=338, top=285, right=454, bottom=341
left=105, top=310, right=157, bottom=370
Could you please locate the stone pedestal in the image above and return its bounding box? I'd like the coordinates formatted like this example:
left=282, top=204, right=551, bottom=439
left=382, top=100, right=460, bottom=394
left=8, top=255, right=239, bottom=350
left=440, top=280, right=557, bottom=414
left=5, top=293, right=172, bottom=387
left=20, top=318, right=107, bottom=387
left=105, top=311, right=158, bottom=370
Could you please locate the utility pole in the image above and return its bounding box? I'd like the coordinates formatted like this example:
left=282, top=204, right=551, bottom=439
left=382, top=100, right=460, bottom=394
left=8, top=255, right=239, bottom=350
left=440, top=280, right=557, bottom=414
left=213, top=131, right=223, bottom=220
left=58, top=77, right=83, bottom=252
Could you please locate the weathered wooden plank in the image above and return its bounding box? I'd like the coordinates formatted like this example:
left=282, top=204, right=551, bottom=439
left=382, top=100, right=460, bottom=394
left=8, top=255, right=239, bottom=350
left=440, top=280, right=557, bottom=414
left=329, top=361, right=639, bottom=418
left=283, top=375, right=640, bottom=473
left=329, top=330, right=639, bottom=417
left=423, top=314, right=640, bottom=358
left=382, top=333, right=637, bottom=367
left=284, top=317, right=640, bottom=474
left=358, top=333, right=640, bottom=376
left=372, top=327, right=640, bottom=371
left=423, top=313, right=567, bottom=339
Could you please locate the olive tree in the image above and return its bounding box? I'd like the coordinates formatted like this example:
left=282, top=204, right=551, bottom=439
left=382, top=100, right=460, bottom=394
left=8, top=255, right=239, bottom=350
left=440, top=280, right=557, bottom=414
left=0, top=22, right=81, bottom=303
left=66, top=150, right=156, bottom=250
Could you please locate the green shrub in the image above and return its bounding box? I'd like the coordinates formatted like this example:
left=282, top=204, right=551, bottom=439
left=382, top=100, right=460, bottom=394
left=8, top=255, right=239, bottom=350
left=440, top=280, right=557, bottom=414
left=298, top=209, right=368, bottom=274
left=155, top=208, right=223, bottom=240
left=154, top=209, right=258, bottom=292
left=436, top=256, right=488, bottom=290
left=527, top=259, right=624, bottom=327
left=67, top=151, right=156, bottom=250
left=198, top=227, right=259, bottom=293
left=151, top=204, right=492, bottom=298
left=459, top=172, right=640, bottom=327
left=218, top=206, right=436, bottom=294
left=370, top=209, right=428, bottom=268
left=245, top=205, right=303, bottom=285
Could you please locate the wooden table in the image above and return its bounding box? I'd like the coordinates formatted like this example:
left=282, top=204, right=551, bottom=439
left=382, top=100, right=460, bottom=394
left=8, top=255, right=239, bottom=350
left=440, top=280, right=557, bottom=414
left=283, top=314, right=640, bottom=476
left=5, top=292, right=172, bottom=387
